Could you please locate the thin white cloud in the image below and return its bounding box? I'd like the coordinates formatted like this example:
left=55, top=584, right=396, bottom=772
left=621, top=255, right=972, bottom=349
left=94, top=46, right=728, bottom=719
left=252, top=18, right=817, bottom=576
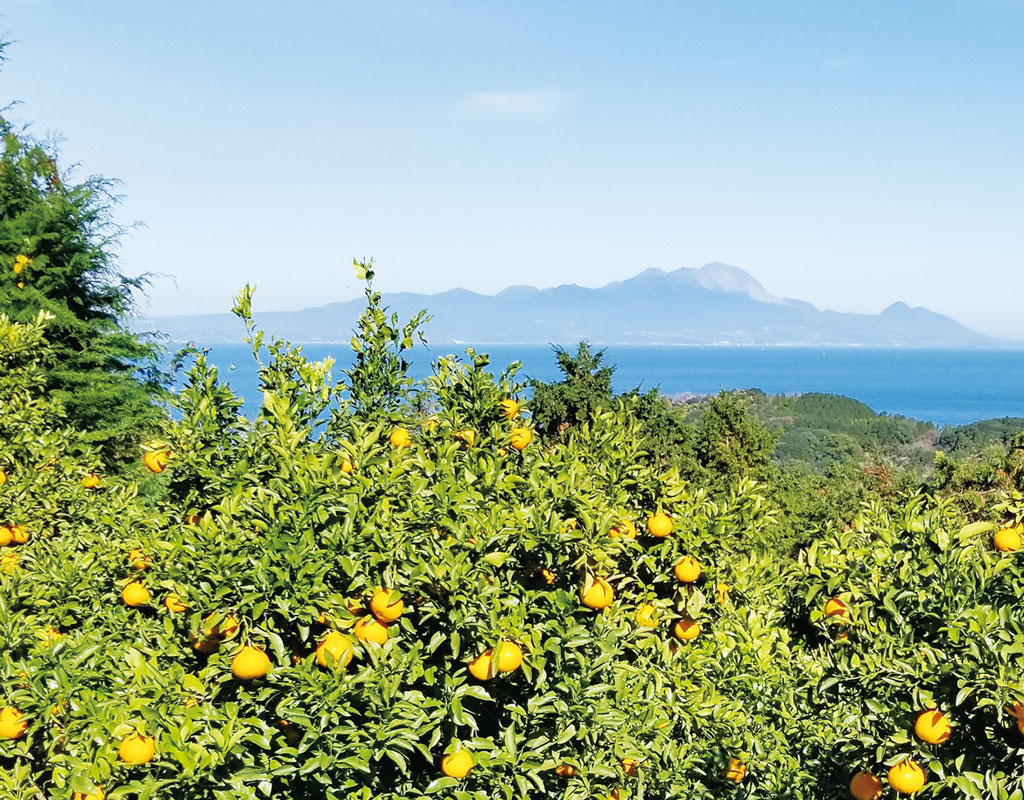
left=823, top=56, right=857, bottom=69
left=455, top=89, right=563, bottom=119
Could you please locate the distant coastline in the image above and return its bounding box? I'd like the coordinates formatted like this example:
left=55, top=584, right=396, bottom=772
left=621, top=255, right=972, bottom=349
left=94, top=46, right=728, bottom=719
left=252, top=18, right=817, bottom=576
left=160, top=338, right=1024, bottom=350
left=145, top=263, right=1020, bottom=349
left=173, top=342, right=1024, bottom=427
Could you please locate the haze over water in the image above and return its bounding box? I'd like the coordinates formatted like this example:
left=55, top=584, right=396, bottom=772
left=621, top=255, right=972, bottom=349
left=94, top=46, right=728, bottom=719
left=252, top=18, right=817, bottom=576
left=182, top=343, right=1024, bottom=428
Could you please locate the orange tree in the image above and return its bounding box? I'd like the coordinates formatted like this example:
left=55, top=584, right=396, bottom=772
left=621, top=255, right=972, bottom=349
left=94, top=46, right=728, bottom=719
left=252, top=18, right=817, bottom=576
left=794, top=495, right=1024, bottom=799
left=2, top=264, right=1023, bottom=799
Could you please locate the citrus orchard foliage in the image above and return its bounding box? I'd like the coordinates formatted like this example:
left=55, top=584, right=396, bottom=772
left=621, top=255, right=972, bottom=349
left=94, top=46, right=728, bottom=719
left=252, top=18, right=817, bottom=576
left=1, top=272, right=1023, bottom=799
left=797, top=498, right=1024, bottom=798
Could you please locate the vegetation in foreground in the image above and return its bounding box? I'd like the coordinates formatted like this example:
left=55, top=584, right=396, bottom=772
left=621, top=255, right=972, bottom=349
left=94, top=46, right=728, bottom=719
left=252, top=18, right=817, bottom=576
left=1, top=259, right=1023, bottom=799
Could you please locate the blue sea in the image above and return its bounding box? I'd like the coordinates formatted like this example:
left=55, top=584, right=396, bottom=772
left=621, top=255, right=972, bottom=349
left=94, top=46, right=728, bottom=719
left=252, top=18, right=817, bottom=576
left=171, top=343, right=1024, bottom=428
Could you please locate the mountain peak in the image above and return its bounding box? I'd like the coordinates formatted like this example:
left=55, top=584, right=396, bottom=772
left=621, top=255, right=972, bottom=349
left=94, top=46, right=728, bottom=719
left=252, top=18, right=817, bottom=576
left=664, top=262, right=784, bottom=305
left=148, top=263, right=1005, bottom=347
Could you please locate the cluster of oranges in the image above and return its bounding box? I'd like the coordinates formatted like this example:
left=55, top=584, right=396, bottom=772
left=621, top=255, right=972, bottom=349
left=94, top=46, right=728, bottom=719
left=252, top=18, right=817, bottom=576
left=824, top=558, right=1019, bottom=799
left=0, top=532, right=164, bottom=794
left=388, top=397, right=532, bottom=456
left=825, top=595, right=935, bottom=796
left=583, top=512, right=720, bottom=646
left=576, top=509, right=745, bottom=788
left=388, top=426, right=533, bottom=454
left=0, top=523, right=29, bottom=547
left=10, top=253, right=30, bottom=289
left=845, top=709, right=950, bottom=798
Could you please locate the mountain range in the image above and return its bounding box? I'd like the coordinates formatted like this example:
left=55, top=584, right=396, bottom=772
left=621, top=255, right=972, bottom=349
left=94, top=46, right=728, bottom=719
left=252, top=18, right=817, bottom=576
left=146, top=263, right=1007, bottom=348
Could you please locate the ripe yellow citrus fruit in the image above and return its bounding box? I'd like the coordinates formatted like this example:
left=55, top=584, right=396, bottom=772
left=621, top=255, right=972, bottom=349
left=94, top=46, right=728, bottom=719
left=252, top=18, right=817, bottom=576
left=164, top=594, right=188, bottom=613
left=143, top=449, right=169, bottom=473
left=495, top=640, right=523, bottom=673
left=634, top=603, right=659, bottom=627
left=10, top=525, right=28, bottom=544
left=824, top=597, right=850, bottom=621
left=539, top=568, right=556, bottom=584
left=673, top=618, right=700, bottom=641
left=389, top=428, right=412, bottom=448
left=914, top=709, right=951, bottom=744
left=646, top=512, right=672, bottom=537
left=129, top=548, right=153, bottom=570
left=724, top=758, right=746, bottom=782
left=370, top=589, right=404, bottom=623
left=316, top=630, right=354, bottom=669
left=849, top=771, right=883, bottom=800
left=441, top=749, right=473, bottom=778
left=121, top=582, right=150, bottom=607
left=994, top=526, right=1022, bottom=552
left=82, top=473, right=101, bottom=488
left=0, top=706, right=27, bottom=739
left=499, top=398, right=520, bottom=419
left=554, top=764, right=577, bottom=778
left=0, top=468, right=6, bottom=485
left=231, top=646, right=271, bottom=680
left=621, top=758, right=639, bottom=777
left=37, top=628, right=61, bottom=647
left=0, top=551, right=17, bottom=573
left=609, top=520, right=637, bottom=539
left=0, top=526, right=12, bottom=547
left=354, top=615, right=389, bottom=645
left=510, top=427, right=532, bottom=450
left=888, top=760, right=925, bottom=794
left=580, top=577, right=614, bottom=610
left=715, top=582, right=732, bottom=602
left=340, top=459, right=355, bottom=474
left=118, top=732, right=156, bottom=764
left=72, top=788, right=104, bottom=800
left=204, top=612, right=240, bottom=640
left=468, top=650, right=494, bottom=680
left=454, top=429, right=477, bottom=447
left=673, top=556, right=702, bottom=583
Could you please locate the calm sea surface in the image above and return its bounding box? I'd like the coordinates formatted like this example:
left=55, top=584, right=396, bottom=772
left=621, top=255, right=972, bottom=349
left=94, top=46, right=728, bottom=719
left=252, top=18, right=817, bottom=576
left=172, top=343, right=1024, bottom=428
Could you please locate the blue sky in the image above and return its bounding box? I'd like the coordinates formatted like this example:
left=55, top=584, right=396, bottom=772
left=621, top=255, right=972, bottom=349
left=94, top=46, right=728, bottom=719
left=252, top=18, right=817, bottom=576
left=1, top=1, right=1021, bottom=336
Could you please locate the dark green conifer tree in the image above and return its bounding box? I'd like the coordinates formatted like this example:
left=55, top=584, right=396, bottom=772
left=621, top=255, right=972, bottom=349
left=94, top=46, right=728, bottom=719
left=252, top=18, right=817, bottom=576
left=0, top=49, right=167, bottom=463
